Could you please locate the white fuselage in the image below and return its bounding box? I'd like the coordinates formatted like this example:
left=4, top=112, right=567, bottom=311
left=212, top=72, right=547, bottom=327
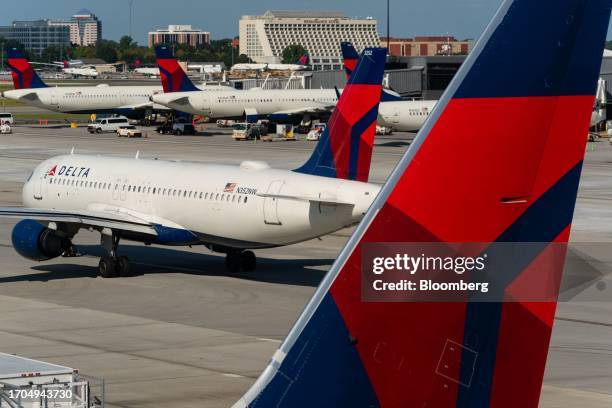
left=377, top=100, right=438, bottom=132
left=152, top=88, right=339, bottom=119
left=3, top=85, right=165, bottom=114
left=23, top=155, right=380, bottom=248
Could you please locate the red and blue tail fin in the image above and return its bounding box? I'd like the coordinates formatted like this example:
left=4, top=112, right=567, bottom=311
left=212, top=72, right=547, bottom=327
left=236, top=1, right=611, bottom=407
left=342, top=42, right=401, bottom=102
left=297, top=54, right=309, bottom=66
left=154, top=46, right=198, bottom=93
left=6, top=48, right=47, bottom=89
left=294, top=48, right=386, bottom=182
left=341, top=42, right=359, bottom=81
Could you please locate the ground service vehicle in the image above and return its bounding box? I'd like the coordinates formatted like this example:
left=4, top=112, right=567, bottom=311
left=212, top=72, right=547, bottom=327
left=0, top=112, right=14, bottom=125
left=117, top=125, right=143, bottom=138
left=88, top=117, right=130, bottom=133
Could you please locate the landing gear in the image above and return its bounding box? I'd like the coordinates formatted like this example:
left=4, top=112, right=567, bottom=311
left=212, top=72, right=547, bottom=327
left=99, top=257, right=117, bottom=278
left=225, top=250, right=257, bottom=273
left=99, top=230, right=130, bottom=278
left=61, top=243, right=78, bottom=258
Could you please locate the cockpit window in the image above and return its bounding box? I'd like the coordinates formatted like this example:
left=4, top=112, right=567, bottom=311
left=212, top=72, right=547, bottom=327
left=26, top=172, right=33, bottom=182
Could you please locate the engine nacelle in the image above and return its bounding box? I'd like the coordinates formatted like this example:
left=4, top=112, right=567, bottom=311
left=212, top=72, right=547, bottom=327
left=11, top=220, right=70, bottom=261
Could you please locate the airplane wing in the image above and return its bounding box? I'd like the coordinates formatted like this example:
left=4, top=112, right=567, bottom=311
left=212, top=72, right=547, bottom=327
left=161, top=96, right=191, bottom=106
left=0, top=207, right=156, bottom=235
left=256, top=192, right=353, bottom=206
left=14, top=92, right=41, bottom=102
left=0, top=205, right=201, bottom=246
left=116, top=102, right=172, bottom=112
left=272, top=104, right=335, bottom=116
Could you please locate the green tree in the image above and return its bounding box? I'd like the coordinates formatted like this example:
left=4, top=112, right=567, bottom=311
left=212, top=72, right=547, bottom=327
left=119, top=35, right=137, bottom=51
left=606, top=40, right=612, bottom=50
left=281, top=44, right=308, bottom=64
left=95, top=40, right=119, bottom=63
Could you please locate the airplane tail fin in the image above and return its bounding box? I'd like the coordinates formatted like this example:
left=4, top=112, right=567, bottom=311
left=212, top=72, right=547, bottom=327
left=236, top=0, right=611, bottom=407
left=293, top=48, right=386, bottom=182
left=297, top=54, right=309, bottom=66
left=341, top=42, right=359, bottom=80
left=6, top=48, right=47, bottom=89
left=342, top=42, right=400, bottom=102
left=154, top=45, right=199, bottom=93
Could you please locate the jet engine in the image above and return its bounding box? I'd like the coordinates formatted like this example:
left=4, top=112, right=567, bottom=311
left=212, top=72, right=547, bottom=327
left=11, top=219, right=70, bottom=261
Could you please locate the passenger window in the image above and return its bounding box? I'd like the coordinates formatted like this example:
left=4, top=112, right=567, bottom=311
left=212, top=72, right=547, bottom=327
left=199, top=192, right=202, bottom=199
left=244, top=196, right=248, bottom=204
left=153, top=188, right=156, bottom=194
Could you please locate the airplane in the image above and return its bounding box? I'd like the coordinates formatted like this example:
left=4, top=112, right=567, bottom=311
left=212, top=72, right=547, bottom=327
left=234, top=0, right=610, bottom=406
left=2, top=48, right=172, bottom=120
left=231, top=54, right=310, bottom=72
left=152, top=46, right=339, bottom=123
left=0, top=47, right=387, bottom=278
left=342, top=41, right=438, bottom=132
left=32, top=59, right=120, bottom=78
left=134, top=67, right=161, bottom=78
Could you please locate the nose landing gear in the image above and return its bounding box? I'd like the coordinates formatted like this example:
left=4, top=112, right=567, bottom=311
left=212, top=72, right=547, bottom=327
left=99, top=230, right=130, bottom=278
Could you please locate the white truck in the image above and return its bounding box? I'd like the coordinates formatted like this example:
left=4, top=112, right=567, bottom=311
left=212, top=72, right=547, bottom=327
left=0, top=353, right=95, bottom=408
left=87, top=117, right=130, bottom=133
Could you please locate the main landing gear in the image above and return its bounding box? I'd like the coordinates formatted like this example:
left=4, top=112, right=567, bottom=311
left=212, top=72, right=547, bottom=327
left=99, top=230, right=130, bottom=278
left=225, top=250, right=256, bottom=273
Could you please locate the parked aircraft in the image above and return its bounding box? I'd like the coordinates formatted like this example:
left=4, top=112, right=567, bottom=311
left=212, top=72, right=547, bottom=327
left=231, top=55, right=310, bottom=72
left=0, top=47, right=388, bottom=277
left=2, top=49, right=168, bottom=119
left=152, top=46, right=337, bottom=122
left=235, top=0, right=611, bottom=406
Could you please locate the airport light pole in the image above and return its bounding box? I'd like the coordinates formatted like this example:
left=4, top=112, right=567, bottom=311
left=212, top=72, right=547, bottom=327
left=387, top=0, right=390, bottom=50
left=129, top=0, right=134, bottom=39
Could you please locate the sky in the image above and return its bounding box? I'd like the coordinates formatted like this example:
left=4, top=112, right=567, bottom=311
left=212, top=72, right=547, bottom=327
left=2, top=1, right=611, bottom=46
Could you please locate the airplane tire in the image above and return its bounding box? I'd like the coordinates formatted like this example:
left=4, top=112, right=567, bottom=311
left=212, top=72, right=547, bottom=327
left=240, top=251, right=256, bottom=272
left=225, top=252, right=241, bottom=273
left=99, top=257, right=118, bottom=278
left=116, top=256, right=130, bottom=277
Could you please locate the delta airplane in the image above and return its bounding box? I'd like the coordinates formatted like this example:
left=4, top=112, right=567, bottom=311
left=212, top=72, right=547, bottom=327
left=231, top=55, right=310, bottom=72
left=234, top=0, right=611, bottom=406
left=1, top=48, right=169, bottom=119
left=343, top=42, right=438, bottom=132
left=0, top=48, right=387, bottom=278
left=152, top=46, right=339, bottom=122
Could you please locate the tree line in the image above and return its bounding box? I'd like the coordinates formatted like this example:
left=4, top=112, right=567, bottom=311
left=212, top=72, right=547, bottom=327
left=0, top=36, right=251, bottom=69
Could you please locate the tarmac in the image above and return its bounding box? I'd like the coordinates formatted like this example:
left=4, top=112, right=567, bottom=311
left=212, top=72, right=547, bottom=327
left=0, top=124, right=609, bottom=407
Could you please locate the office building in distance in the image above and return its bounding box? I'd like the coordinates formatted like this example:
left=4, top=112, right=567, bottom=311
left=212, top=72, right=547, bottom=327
left=148, top=25, right=211, bottom=48
left=48, top=9, right=102, bottom=46
left=0, top=20, right=70, bottom=54
left=239, top=11, right=380, bottom=70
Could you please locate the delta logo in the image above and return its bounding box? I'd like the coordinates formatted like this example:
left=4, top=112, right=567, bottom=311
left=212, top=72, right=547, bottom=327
left=48, top=165, right=91, bottom=178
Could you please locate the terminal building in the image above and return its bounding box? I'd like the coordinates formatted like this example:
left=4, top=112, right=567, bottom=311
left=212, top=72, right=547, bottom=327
left=48, top=9, right=102, bottom=46
left=0, top=20, right=70, bottom=54
left=239, top=11, right=380, bottom=70
left=381, top=36, right=473, bottom=57
left=148, top=25, right=211, bottom=48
